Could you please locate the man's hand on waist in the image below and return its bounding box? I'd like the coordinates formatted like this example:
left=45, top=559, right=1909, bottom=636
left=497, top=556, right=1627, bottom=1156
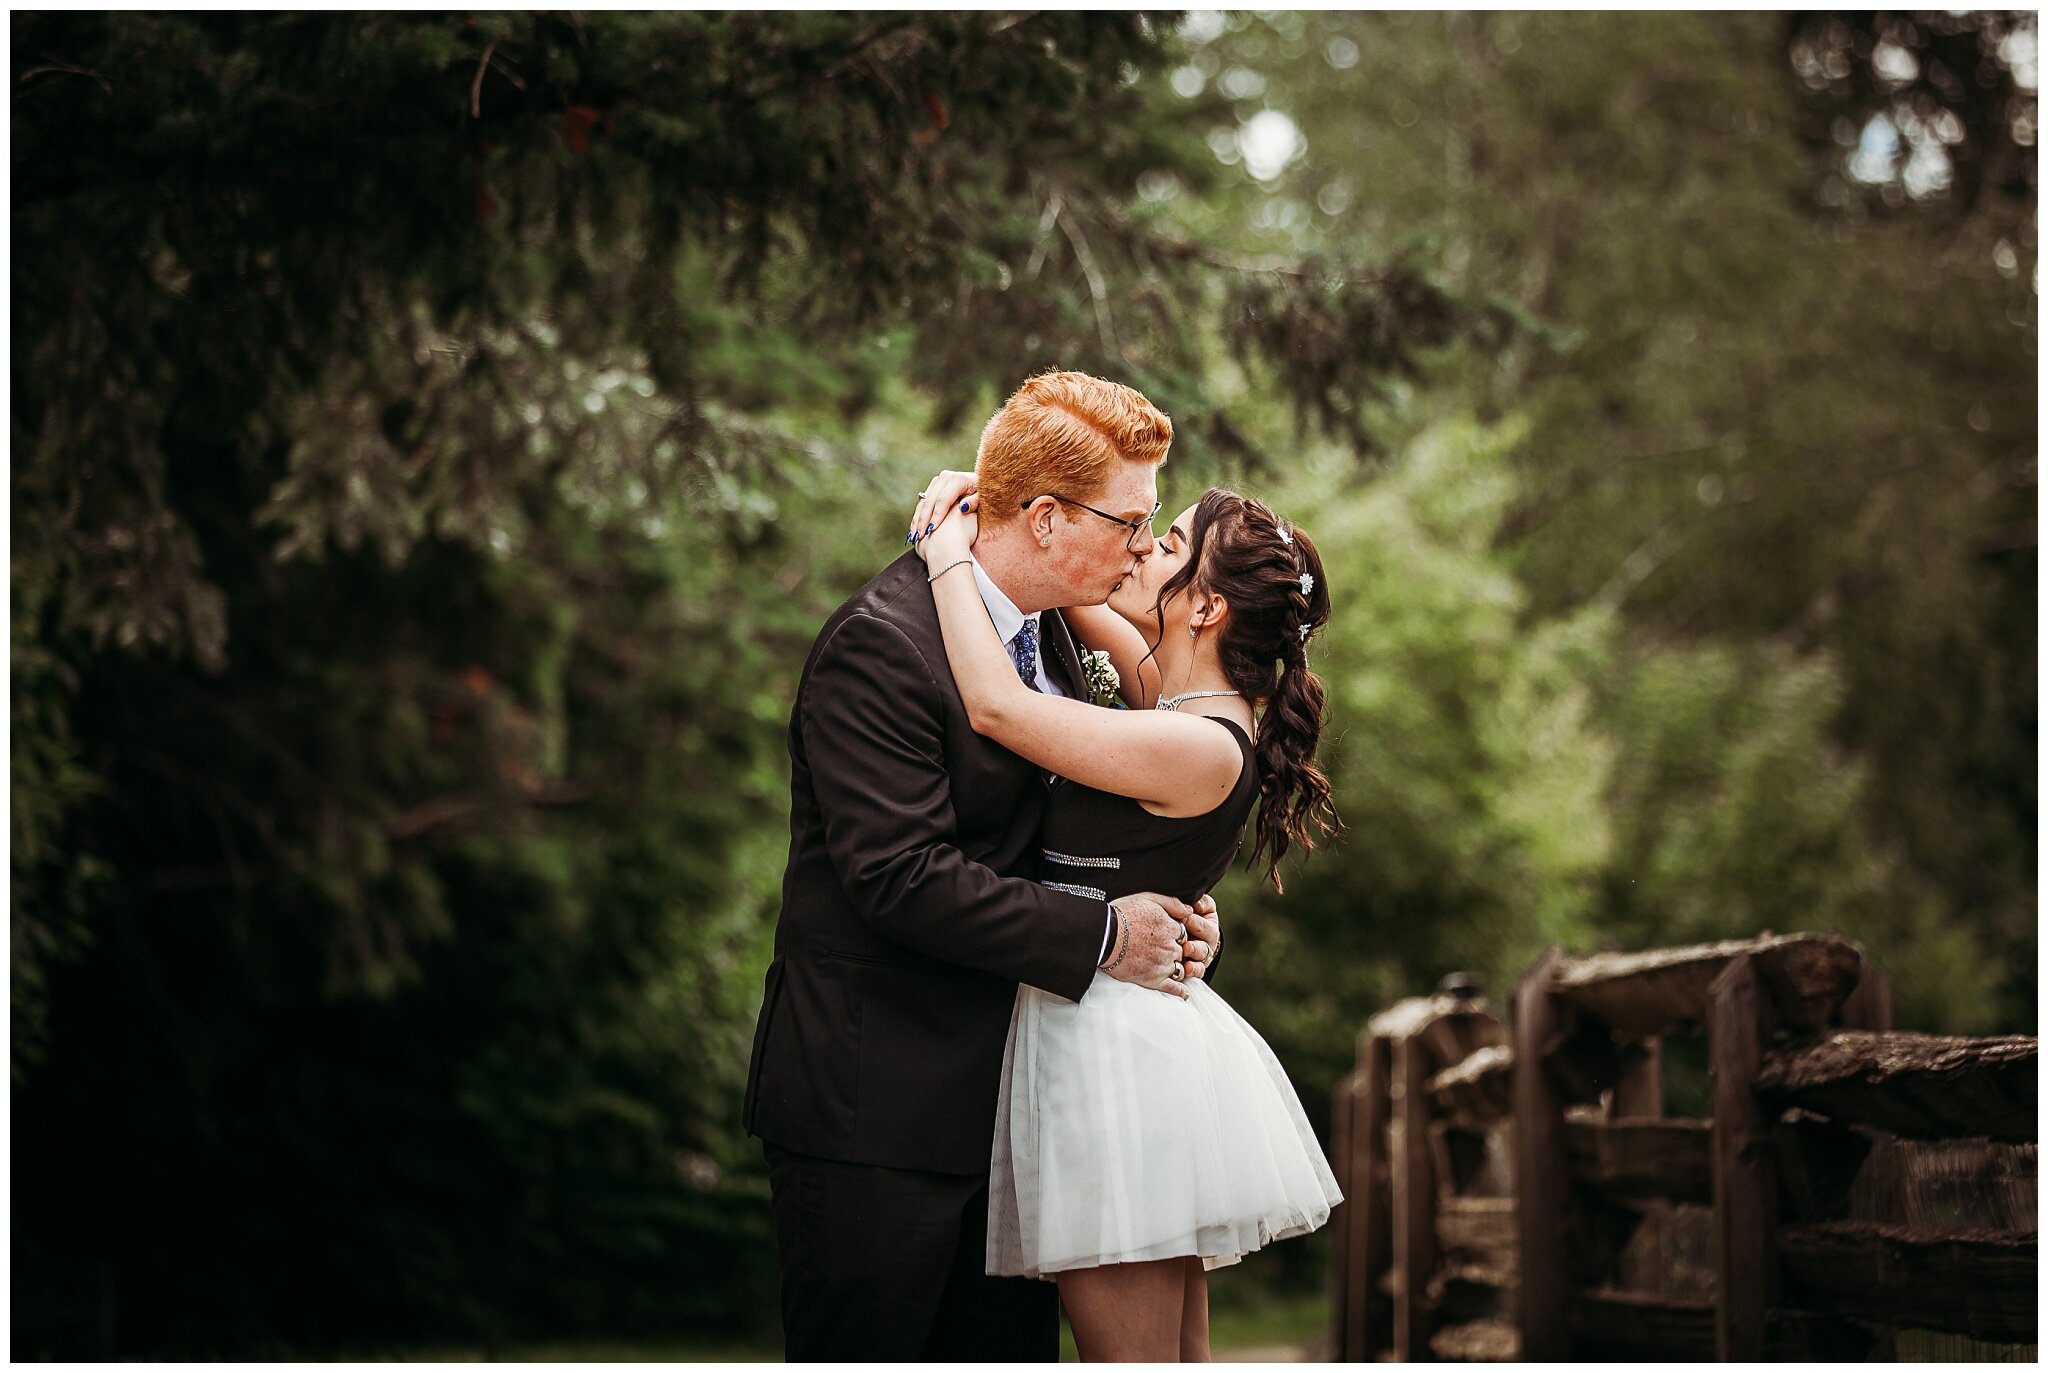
left=1099, top=892, right=1196, bottom=1000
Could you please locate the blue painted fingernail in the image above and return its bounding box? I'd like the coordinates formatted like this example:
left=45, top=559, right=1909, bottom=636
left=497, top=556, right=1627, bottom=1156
left=960, top=501, right=970, bottom=512
left=925, top=522, right=934, bottom=535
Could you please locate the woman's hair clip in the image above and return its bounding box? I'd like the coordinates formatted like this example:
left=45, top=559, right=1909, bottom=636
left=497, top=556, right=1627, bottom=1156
left=1297, top=623, right=1312, bottom=643
left=1276, top=522, right=1294, bottom=546
left=1298, top=572, right=1315, bottom=596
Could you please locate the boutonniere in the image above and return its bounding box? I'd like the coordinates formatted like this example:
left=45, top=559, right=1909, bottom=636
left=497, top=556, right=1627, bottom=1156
left=1082, top=649, right=1122, bottom=708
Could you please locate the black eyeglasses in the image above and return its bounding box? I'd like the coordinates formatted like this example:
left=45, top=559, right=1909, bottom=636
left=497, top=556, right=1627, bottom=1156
left=1024, top=494, right=1162, bottom=550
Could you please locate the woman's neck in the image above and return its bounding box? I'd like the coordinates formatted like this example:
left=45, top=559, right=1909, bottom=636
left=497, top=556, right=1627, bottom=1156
left=1149, top=639, right=1246, bottom=717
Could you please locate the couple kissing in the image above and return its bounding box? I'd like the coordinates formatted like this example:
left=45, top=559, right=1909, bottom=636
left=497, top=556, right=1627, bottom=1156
left=745, top=371, right=1341, bottom=1362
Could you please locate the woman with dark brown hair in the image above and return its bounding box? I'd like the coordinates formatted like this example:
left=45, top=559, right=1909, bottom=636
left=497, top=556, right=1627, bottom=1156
left=909, top=476, right=1342, bottom=1362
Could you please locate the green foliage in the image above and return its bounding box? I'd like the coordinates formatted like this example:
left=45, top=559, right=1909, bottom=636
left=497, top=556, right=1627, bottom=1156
left=1598, top=642, right=1882, bottom=946
left=1171, top=10, right=2035, bottom=1031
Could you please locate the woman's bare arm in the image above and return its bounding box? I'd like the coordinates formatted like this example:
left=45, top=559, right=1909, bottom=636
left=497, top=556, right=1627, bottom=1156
left=920, top=522, right=1241, bottom=814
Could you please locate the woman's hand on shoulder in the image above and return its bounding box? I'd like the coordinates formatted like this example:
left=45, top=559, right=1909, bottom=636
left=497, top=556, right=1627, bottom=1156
left=918, top=502, right=978, bottom=568
left=909, top=469, right=980, bottom=569
left=909, top=470, right=978, bottom=550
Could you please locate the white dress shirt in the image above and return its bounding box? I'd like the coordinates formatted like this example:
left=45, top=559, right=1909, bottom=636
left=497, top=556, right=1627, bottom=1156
left=970, top=555, right=1061, bottom=696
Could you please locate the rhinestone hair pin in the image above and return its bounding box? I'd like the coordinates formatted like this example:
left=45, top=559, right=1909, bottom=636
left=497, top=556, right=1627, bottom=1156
left=1299, top=572, right=1315, bottom=596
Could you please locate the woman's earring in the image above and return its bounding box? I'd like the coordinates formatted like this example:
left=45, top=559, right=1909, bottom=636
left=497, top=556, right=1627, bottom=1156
left=1188, top=621, right=1200, bottom=642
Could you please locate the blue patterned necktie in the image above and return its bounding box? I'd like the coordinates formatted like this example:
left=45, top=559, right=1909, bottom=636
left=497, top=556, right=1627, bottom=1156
left=1010, top=617, right=1044, bottom=692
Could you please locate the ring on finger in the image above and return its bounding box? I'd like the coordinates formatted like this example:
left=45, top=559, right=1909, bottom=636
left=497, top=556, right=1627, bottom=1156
left=1171, top=960, right=1186, bottom=982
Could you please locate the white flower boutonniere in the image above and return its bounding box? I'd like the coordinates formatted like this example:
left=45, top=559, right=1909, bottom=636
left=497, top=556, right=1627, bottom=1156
left=1082, top=649, right=1122, bottom=708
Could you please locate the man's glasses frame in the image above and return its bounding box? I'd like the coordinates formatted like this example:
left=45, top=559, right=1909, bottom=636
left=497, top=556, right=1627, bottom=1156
left=1023, top=494, right=1162, bottom=550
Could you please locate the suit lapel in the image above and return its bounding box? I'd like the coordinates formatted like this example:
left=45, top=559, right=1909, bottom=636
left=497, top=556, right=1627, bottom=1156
left=1038, top=612, right=1089, bottom=793
left=1040, top=610, right=1086, bottom=699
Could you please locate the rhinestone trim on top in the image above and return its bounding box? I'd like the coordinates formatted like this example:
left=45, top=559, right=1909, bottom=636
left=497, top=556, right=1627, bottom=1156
left=1043, top=849, right=1121, bottom=870
left=1042, top=879, right=1108, bottom=901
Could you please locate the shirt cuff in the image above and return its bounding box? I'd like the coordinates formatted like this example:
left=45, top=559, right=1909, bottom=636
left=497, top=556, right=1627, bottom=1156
left=1099, top=902, right=1117, bottom=964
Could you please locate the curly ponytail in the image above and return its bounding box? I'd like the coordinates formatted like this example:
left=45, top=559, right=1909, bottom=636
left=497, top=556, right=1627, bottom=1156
left=1144, top=489, right=1339, bottom=891
left=1250, top=641, right=1337, bottom=892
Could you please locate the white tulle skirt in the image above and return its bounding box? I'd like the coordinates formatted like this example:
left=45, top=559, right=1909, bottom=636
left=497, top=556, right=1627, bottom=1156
left=986, top=971, right=1343, bottom=1280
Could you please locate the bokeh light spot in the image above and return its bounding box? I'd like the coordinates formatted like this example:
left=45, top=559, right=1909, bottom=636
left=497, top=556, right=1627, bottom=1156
left=1238, top=109, right=1305, bottom=182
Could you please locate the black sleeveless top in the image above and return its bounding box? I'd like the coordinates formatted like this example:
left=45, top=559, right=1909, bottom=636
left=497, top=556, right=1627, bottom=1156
left=1035, top=715, right=1259, bottom=905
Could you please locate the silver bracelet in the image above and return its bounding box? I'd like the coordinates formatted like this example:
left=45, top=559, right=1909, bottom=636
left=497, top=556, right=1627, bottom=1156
left=927, top=557, right=973, bottom=584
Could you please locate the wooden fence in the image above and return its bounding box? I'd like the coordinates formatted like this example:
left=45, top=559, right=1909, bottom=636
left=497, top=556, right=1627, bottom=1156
left=1328, top=933, right=2038, bottom=1361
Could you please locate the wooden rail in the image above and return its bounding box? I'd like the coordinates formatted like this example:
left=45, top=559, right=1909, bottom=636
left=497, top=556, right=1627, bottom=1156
left=1549, top=933, right=1863, bottom=1035
left=1776, top=1221, right=2037, bottom=1344
left=1759, top=1030, right=2037, bottom=1144
left=1329, top=934, right=2039, bottom=1362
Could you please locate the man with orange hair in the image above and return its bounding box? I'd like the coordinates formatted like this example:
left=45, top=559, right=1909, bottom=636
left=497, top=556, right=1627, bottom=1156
left=745, top=372, right=1219, bottom=1360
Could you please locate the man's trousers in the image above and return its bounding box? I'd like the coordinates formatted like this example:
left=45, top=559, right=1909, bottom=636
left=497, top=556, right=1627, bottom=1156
left=763, top=1142, right=1060, bottom=1362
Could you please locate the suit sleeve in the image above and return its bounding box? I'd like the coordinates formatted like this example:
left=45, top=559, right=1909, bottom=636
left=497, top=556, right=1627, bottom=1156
left=799, top=611, right=1103, bottom=1002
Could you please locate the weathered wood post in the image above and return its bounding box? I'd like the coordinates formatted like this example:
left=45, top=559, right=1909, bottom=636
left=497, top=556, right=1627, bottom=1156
left=1351, top=1033, right=1395, bottom=1361
left=1391, top=1032, right=1438, bottom=1361
left=1826, top=950, right=1896, bottom=1360
left=1709, top=953, right=1777, bottom=1362
left=1512, top=946, right=1569, bottom=1361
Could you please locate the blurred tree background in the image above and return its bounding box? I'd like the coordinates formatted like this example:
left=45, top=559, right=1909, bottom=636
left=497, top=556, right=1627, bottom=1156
left=12, top=10, right=2034, bottom=1359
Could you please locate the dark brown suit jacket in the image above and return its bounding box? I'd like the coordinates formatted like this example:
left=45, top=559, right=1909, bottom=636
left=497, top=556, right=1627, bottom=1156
left=744, top=553, right=1105, bottom=1175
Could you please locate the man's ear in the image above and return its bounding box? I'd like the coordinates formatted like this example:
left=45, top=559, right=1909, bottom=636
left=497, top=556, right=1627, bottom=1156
left=1023, top=495, right=1059, bottom=547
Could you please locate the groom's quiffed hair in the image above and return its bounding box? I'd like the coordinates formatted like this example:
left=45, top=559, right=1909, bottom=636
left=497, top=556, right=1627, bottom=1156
left=975, top=371, right=1172, bottom=522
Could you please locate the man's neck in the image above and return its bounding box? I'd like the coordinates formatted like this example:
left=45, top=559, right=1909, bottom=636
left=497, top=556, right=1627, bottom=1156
left=972, top=521, right=1056, bottom=616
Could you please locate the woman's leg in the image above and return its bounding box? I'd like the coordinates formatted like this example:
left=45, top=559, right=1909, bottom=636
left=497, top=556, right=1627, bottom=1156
left=1178, top=1257, right=1211, bottom=1362
left=1056, top=1259, right=1186, bottom=1361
